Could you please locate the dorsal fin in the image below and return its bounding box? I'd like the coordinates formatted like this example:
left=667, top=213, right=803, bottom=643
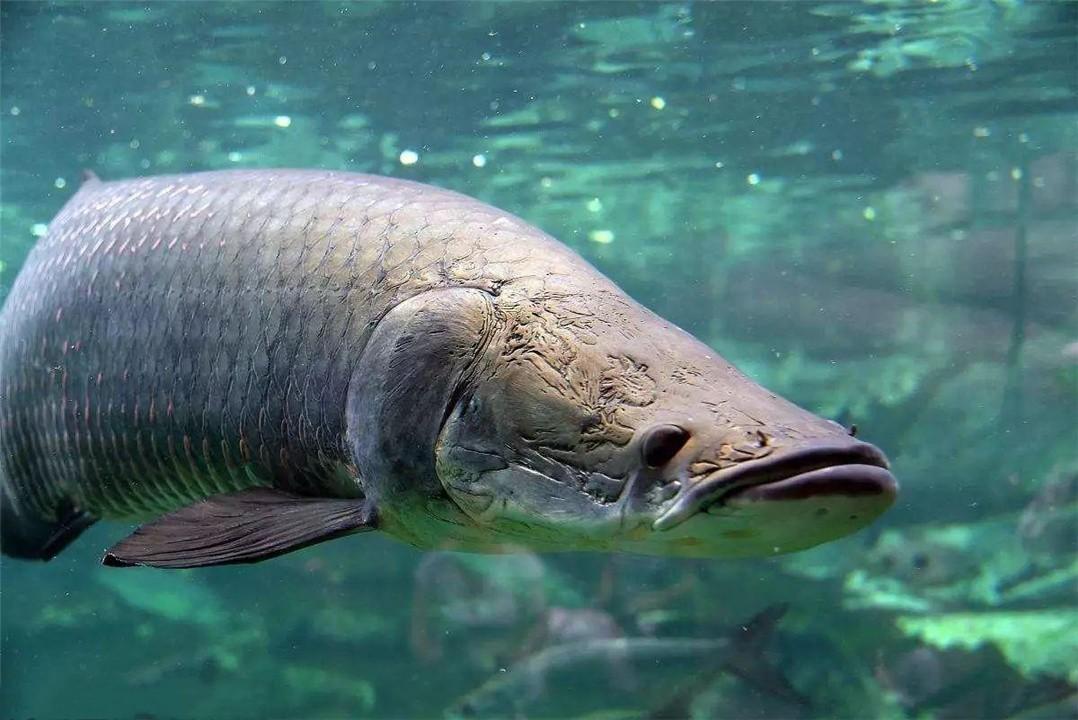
left=1, top=493, right=97, bottom=561
left=81, top=169, right=101, bottom=186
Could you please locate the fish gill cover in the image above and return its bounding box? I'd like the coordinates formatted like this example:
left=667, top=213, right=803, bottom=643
left=0, top=1, right=1075, bottom=718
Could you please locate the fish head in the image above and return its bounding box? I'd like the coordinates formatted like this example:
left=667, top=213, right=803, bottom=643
left=434, top=287, right=898, bottom=557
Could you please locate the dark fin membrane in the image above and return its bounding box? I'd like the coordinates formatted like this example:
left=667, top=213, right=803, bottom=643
left=725, top=604, right=809, bottom=708
left=81, top=169, right=101, bottom=185
left=1, top=490, right=97, bottom=561
left=102, top=488, right=376, bottom=569
left=646, top=604, right=805, bottom=719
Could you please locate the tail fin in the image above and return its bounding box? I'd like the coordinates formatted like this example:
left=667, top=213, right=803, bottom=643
left=647, top=605, right=808, bottom=719
left=1, top=481, right=95, bottom=560
left=725, top=604, right=809, bottom=708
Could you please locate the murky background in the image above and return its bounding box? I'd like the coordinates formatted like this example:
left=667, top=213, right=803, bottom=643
left=1, top=2, right=1075, bottom=718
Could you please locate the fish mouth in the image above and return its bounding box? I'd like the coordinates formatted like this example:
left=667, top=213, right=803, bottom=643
left=653, top=440, right=897, bottom=531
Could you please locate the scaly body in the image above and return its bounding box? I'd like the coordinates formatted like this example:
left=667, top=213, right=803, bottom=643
left=1, top=170, right=588, bottom=520
left=1, top=170, right=897, bottom=568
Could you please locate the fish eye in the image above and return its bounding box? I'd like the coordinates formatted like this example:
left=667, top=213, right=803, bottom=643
left=641, top=424, right=691, bottom=468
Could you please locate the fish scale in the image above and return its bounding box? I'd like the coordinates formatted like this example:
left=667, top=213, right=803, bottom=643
left=0, top=169, right=554, bottom=523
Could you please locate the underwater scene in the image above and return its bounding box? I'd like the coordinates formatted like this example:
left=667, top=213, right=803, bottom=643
left=0, top=2, right=1075, bottom=718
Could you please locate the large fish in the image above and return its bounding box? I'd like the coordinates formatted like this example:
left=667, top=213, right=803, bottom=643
left=0, top=170, right=897, bottom=568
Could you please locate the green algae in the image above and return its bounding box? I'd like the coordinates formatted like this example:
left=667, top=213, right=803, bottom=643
left=93, top=568, right=228, bottom=627
left=898, top=611, right=1078, bottom=683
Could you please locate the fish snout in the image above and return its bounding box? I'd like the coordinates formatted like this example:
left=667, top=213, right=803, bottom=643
left=654, top=437, right=897, bottom=531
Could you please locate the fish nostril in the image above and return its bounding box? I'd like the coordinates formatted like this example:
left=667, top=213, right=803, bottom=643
left=641, top=424, right=691, bottom=468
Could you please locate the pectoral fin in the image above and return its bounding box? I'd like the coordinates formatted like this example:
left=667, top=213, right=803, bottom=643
left=102, top=488, right=376, bottom=569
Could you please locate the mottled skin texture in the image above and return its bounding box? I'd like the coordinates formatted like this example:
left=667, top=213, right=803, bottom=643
left=1, top=169, right=895, bottom=561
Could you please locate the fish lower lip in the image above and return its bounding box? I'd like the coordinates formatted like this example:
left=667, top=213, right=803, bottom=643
left=653, top=440, right=895, bottom=531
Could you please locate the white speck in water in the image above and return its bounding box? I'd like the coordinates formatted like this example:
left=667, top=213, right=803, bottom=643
left=863, top=206, right=877, bottom=221
left=54, top=177, right=67, bottom=189
left=1010, top=168, right=1022, bottom=181
left=973, top=126, right=990, bottom=138
left=273, top=115, right=292, bottom=128
left=540, top=177, right=553, bottom=189
left=831, top=149, right=843, bottom=161
left=129, top=139, right=140, bottom=149
left=471, top=154, right=487, bottom=168
left=608, top=108, right=620, bottom=118
left=140, top=158, right=151, bottom=169
left=278, top=55, right=287, bottom=65
left=714, top=161, right=724, bottom=168
left=10, top=106, right=20, bottom=116
left=480, top=52, right=491, bottom=62
left=650, top=96, right=666, bottom=110
left=228, top=151, right=242, bottom=162
left=399, top=149, right=419, bottom=166
left=31, top=223, right=48, bottom=237
left=367, top=61, right=377, bottom=71
left=1019, top=132, right=1030, bottom=143
left=588, top=229, right=615, bottom=244
left=188, top=94, right=206, bottom=107
left=747, top=173, right=761, bottom=186
left=586, top=197, right=603, bottom=213
left=246, top=85, right=256, bottom=96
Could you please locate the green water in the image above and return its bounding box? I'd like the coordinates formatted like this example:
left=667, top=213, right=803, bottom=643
left=1, top=2, right=1075, bottom=718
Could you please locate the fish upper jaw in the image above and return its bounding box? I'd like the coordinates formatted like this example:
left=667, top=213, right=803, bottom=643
left=653, top=438, right=897, bottom=531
